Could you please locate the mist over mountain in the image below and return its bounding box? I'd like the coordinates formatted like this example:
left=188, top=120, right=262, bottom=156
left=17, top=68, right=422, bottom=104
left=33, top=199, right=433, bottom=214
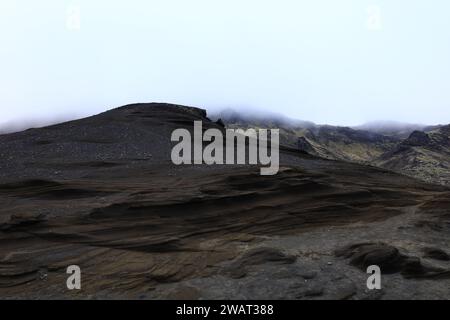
left=2, top=105, right=447, bottom=138
left=0, top=115, right=82, bottom=134
left=210, top=108, right=316, bottom=129
left=354, top=121, right=428, bottom=139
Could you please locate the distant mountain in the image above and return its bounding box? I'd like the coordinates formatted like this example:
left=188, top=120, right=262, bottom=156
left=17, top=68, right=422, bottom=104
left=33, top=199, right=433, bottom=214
left=210, top=108, right=318, bottom=155
left=218, top=110, right=450, bottom=186
left=375, top=125, right=450, bottom=185
left=299, top=125, right=398, bottom=162
left=217, top=110, right=397, bottom=162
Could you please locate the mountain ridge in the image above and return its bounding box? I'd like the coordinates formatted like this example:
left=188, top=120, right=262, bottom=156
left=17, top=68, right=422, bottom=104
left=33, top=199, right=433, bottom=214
left=215, top=109, right=450, bottom=186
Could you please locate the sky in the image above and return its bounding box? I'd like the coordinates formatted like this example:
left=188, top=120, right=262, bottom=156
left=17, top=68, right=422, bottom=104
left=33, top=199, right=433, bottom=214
left=1, top=0, right=450, bottom=130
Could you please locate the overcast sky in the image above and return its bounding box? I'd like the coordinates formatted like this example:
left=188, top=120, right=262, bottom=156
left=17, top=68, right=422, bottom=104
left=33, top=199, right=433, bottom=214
left=1, top=0, right=450, bottom=129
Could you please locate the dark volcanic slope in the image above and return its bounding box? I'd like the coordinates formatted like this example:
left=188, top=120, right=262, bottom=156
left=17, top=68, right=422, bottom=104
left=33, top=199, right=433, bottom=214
left=0, top=103, right=224, bottom=182
left=0, top=103, right=449, bottom=300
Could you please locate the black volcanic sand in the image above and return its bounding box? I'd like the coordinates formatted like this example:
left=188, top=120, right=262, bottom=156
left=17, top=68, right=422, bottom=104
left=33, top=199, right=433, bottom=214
left=0, top=103, right=449, bottom=299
